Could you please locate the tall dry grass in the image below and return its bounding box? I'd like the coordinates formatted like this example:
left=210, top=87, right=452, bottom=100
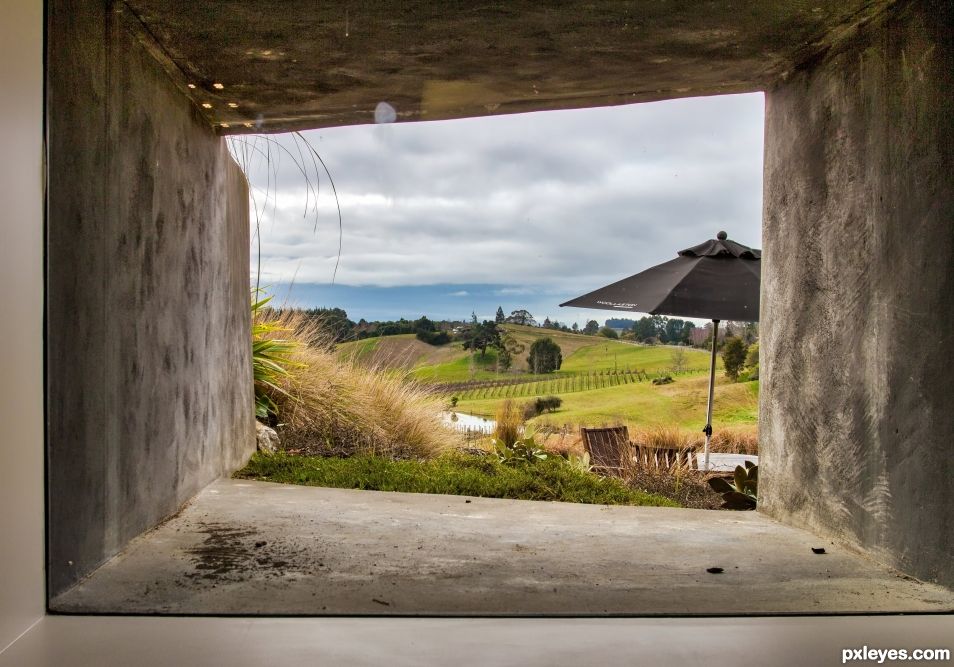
left=626, top=424, right=758, bottom=455
left=493, top=400, right=524, bottom=446
left=257, top=309, right=459, bottom=459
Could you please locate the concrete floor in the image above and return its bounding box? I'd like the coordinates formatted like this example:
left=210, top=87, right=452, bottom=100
left=52, top=479, right=954, bottom=615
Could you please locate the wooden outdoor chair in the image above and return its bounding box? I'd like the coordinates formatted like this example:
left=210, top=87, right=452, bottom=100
left=580, top=426, right=630, bottom=476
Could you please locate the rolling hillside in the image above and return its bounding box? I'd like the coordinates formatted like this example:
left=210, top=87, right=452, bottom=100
left=336, top=326, right=757, bottom=435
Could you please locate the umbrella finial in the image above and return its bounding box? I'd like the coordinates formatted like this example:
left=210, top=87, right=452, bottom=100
left=717, top=231, right=728, bottom=240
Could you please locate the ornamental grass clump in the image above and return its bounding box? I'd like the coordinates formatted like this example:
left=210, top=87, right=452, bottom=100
left=253, top=301, right=458, bottom=459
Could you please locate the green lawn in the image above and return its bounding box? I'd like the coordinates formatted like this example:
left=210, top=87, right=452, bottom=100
left=236, top=452, right=678, bottom=507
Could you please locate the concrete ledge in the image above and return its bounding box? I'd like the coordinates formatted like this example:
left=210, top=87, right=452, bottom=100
left=52, top=480, right=954, bottom=615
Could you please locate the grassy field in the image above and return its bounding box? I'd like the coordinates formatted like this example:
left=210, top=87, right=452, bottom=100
left=456, top=374, right=759, bottom=430
left=335, top=326, right=757, bottom=437
left=562, top=341, right=714, bottom=373
left=236, top=452, right=678, bottom=507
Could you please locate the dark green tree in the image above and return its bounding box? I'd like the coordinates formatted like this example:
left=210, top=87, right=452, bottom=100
left=527, top=337, right=563, bottom=374
left=495, top=306, right=505, bottom=323
left=721, top=336, right=749, bottom=381
left=598, top=326, right=619, bottom=339
left=663, top=318, right=688, bottom=344
left=463, top=320, right=502, bottom=356
left=413, top=315, right=435, bottom=332
left=304, top=307, right=354, bottom=342
left=583, top=320, right=599, bottom=335
left=632, top=316, right=659, bottom=342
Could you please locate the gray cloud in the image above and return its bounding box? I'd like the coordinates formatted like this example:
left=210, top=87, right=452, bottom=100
left=232, top=93, right=764, bottom=293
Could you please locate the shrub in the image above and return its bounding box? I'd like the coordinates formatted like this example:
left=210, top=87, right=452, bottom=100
left=254, top=306, right=459, bottom=458
left=522, top=395, right=563, bottom=420
left=536, top=395, right=562, bottom=413
left=598, top=326, right=619, bottom=339
left=416, top=330, right=450, bottom=345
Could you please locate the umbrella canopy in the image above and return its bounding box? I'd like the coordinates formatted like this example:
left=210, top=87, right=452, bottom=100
left=560, top=231, right=761, bottom=471
left=559, top=231, right=760, bottom=322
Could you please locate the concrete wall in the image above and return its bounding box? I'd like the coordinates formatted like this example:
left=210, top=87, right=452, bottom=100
left=759, top=0, right=953, bottom=586
left=47, top=0, right=255, bottom=598
left=0, top=0, right=45, bottom=651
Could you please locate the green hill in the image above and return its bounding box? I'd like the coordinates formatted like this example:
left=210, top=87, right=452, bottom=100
left=338, top=325, right=720, bottom=384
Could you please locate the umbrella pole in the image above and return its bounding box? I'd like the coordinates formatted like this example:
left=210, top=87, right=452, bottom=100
left=703, top=319, right=720, bottom=470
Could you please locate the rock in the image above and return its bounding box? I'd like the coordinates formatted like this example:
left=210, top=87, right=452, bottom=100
left=255, top=421, right=280, bottom=454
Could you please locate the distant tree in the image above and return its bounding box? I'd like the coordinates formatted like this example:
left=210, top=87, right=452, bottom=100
left=663, top=318, right=688, bottom=344
left=745, top=342, right=759, bottom=369
left=571, top=322, right=579, bottom=332
left=463, top=320, right=501, bottom=356
left=501, top=332, right=524, bottom=359
left=495, top=306, right=505, bottom=323
left=632, top=316, right=659, bottom=342
left=543, top=316, right=552, bottom=328
left=721, top=336, right=749, bottom=381
left=506, top=309, right=536, bottom=326
left=303, top=307, right=355, bottom=342
left=413, top=315, right=436, bottom=332
left=740, top=321, right=759, bottom=345
left=495, top=345, right=512, bottom=372
left=598, top=326, right=619, bottom=339
left=527, top=337, right=562, bottom=374
left=670, top=347, right=688, bottom=373
left=583, top=320, right=600, bottom=335
left=681, top=321, right=696, bottom=344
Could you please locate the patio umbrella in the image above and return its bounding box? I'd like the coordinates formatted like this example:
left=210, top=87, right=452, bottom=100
left=560, top=231, right=760, bottom=470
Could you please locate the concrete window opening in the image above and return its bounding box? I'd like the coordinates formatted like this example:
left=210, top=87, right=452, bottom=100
left=44, top=0, right=953, bottom=618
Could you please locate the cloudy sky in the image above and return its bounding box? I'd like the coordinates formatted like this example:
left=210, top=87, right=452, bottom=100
left=231, top=92, right=764, bottom=325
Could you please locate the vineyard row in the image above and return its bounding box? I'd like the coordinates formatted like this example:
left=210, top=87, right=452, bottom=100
left=449, top=369, right=684, bottom=401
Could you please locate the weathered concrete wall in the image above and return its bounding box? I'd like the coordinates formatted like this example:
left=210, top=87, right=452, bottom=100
left=760, top=0, right=953, bottom=586
left=47, top=0, right=255, bottom=597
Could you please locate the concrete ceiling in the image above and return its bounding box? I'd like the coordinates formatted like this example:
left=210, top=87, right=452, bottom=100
left=120, top=0, right=894, bottom=134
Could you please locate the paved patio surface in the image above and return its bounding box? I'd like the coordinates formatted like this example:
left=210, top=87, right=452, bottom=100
left=52, top=479, right=954, bottom=615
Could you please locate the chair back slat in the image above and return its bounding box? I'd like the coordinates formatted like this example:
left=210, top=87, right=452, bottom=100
left=580, top=426, right=630, bottom=474
left=630, top=443, right=698, bottom=470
